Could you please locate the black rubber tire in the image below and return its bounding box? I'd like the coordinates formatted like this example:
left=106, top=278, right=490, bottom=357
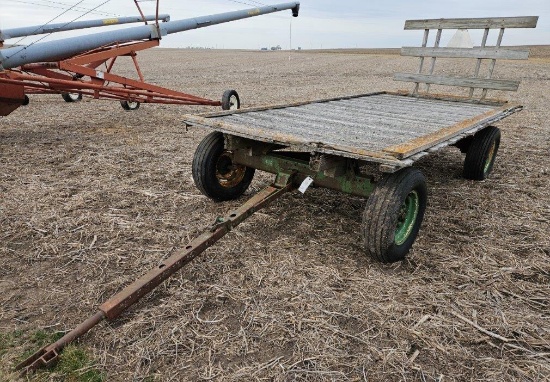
left=221, top=90, right=240, bottom=110
left=362, top=167, right=427, bottom=263
left=463, top=126, right=501, bottom=180
left=120, top=100, right=140, bottom=111
left=61, top=92, right=82, bottom=102
left=192, top=132, right=255, bottom=201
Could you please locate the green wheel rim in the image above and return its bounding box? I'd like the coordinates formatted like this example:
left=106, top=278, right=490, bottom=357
left=484, top=140, right=497, bottom=174
left=394, top=190, right=420, bottom=246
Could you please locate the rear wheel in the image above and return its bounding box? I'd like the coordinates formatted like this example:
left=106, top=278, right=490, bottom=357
left=61, top=92, right=82, bottom=103
left=362, top=168, right=427, bottom=263
left=463, top=126, right=501, bottom=180
left=222, top=90, right=240, bottom=110
left=192, top=132, right=255, bottom=201
left=120, top=100, right=140, bottom=111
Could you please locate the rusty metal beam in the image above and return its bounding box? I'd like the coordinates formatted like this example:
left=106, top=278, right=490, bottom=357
left=16, top=179, right=295, bottom=374
left=0, top=71, right=220, bottom=105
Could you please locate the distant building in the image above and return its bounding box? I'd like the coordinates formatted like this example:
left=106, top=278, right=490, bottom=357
left=270, top=45, right=282, bottom=51
left=261, top=47, right=268, bottom=51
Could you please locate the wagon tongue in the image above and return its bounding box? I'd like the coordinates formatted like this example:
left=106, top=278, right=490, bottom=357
left=16, top=178, right=295, bottom=374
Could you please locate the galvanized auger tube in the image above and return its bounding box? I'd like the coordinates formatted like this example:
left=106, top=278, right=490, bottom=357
left=0, top=2, right=300, bottom=70
left=0, top=15, right=171, bottom=42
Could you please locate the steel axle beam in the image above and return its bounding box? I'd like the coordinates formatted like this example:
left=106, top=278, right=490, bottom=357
left=16, top=178, right=295, bottom=375
left=227, top=137, right=375, bottom=198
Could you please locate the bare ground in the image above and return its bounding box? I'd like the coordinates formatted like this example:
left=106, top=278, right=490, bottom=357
left=1, top=48, right=549, bottom=381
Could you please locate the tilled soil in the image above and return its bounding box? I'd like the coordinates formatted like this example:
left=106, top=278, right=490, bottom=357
left=1, top=48, right=549, bottom=381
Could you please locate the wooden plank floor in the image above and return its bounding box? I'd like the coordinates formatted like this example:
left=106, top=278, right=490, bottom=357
left=211, top=93, right=500, bottom=158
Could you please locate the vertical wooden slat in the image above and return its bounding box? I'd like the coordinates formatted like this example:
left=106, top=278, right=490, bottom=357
left=481, top=28, right=505, bottom=100
left=425, top=28, right=442, bottom=93
left=469, top=28, right=489, bottom=98
left=413, top=29, right=430, bottom=96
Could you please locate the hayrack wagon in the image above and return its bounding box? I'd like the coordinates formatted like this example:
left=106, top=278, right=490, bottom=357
left=184, top=16, right=538, bottom=262
left=18, top=15, right=538, bottom=374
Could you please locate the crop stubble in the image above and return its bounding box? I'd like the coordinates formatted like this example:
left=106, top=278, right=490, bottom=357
left=0, top=48, right=549, bottom=381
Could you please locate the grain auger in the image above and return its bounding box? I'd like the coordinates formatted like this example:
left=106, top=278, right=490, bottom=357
left=0, top=1, right=300, bottom=115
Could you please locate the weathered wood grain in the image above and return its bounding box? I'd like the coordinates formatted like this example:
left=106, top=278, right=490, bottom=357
left=394, top=73, right=520, bottom=91
left=382, top=104, right=522, bottom=159
left=401, top=47, right=530, bottom=60
left=404, top=16, right=538, bottom=30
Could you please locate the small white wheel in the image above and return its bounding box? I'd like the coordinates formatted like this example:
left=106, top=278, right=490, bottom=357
left=61, top=92, right=82, bottom=103
left=222, top=90, right=240, bottom=110
left=120, top=100, right=140, bottom=111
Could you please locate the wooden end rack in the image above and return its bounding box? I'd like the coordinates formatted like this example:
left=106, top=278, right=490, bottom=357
left=394, top=16, right=539, bottom=100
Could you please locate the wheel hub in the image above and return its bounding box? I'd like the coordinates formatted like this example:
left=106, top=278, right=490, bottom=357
left=394, top=190, right=420, bottom=246
left=216, top=152, right=246, bottom=188
left=484, top=141, right=497, bottom=173
left=229, top=95, right=238, bottom=110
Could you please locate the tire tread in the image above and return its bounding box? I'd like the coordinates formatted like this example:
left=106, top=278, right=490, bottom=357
left=463, top=126, right=501, bottom=180
left=192, top=132, right=254, bottom=201
left=362, top=168, right=427, bottom=263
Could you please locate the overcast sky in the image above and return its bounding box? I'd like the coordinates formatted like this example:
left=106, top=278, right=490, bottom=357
left=0, top=0, right=548, bottom=49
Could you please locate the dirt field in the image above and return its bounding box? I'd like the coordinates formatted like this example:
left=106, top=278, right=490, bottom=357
left=1, top=48, right=549, bottom=381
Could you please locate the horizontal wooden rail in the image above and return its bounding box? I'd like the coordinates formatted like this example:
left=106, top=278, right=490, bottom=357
left=394, top=73, right=520, bottom=91
left=401, top=47, right=530, bottom=60
left=404, top=16, right=538, bottom=30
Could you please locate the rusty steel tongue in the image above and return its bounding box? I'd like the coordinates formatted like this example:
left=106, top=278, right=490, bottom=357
left=16, top=311, right=105, bottom=374
left=17, top=180, right=295, bottom=374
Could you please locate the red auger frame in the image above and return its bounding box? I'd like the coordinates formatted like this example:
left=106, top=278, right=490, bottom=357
left=0, top=39, right=224, bottom=114
left=0, top=0, right=303, bottom=115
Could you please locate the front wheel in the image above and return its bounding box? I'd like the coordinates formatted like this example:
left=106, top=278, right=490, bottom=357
left=221, top=90, right=240, bottom=110
left=192, top=132, right=255, bottom=201
left=120, top=100, right=140, bottom=111
left=362, top=168, right=427, bottom=263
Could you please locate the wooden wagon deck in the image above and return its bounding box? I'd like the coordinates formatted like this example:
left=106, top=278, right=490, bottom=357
left=184, top=16, right=537, bottom=171
left=183, top=92, right=521, bottom=169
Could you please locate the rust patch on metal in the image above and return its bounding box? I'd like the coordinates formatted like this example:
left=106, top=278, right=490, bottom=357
left=0, top=81, right=25, bottom=116
left=216, top=152, right=247, bottom=188
left=98, top=182, right=293, bottom=320
left=16, top=311, right=105, bottom=374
